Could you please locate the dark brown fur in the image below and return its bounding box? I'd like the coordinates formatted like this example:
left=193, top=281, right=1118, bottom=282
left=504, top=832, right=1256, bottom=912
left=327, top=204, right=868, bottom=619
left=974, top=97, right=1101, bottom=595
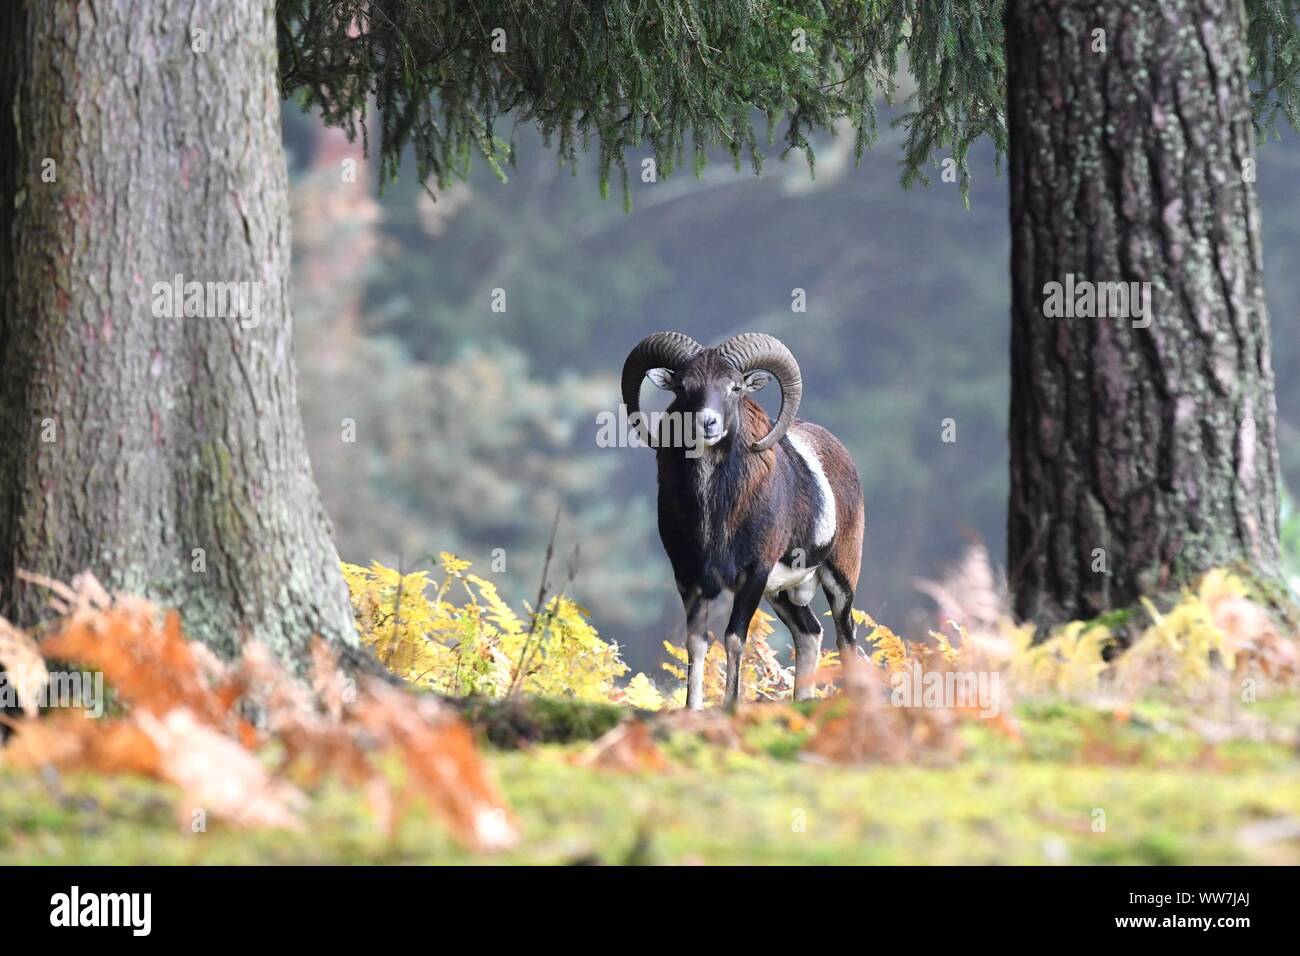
left=645, top=347, right=866, bottom=707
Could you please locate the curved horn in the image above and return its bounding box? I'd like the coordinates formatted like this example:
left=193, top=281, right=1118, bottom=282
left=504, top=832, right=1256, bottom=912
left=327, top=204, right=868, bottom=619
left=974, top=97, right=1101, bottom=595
left=620, top=331, right=703, bottom=442
left=716, top=333, right=802, bottom=451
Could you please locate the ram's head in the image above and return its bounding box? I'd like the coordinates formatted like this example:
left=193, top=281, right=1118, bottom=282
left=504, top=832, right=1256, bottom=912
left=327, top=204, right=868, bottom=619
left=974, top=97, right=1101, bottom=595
left=620, top=332, right=802, bottom=452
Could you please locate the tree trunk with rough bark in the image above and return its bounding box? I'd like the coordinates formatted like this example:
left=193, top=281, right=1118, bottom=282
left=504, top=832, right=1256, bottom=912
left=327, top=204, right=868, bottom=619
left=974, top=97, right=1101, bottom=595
left=0, top=0, right=359, bottom=669
left=1005, top=0, right=1282, bottom=627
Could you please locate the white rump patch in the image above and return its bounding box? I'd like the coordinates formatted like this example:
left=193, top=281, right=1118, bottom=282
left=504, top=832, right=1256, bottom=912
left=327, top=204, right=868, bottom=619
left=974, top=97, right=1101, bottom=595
left=766, top=562, right=819, bottom=604
left=786, top=430, right=836, bottom=547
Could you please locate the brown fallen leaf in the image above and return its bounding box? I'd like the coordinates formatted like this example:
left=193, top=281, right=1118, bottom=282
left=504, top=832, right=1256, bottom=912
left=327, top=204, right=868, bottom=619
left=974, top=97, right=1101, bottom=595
left=41, top=600, right=248, bottom=738
left=137, top=708, right=307, bottom=830
left=6, top=575, right=518, bottom=849
left=575, top=721, right=669, bottom=772
left=0, top=618, right=48, bottom=717
left=354, top=678, right=518, bottom=851
left=802, top=653, right=963, bottom=765
left=1, top=711, right=160, bottom=777
left=652, top=707, right=744, bottom=749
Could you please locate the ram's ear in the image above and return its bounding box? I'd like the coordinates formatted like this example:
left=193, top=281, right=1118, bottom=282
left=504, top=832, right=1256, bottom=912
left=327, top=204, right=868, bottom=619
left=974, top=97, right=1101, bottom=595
left=646, top=367, right=677, bottom=390
left=741, top=370, right=772, bottom=392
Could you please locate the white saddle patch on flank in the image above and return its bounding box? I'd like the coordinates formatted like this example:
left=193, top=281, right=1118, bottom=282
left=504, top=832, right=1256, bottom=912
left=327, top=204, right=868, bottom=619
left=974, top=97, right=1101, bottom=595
left=786, top=430, right=836, bottom=547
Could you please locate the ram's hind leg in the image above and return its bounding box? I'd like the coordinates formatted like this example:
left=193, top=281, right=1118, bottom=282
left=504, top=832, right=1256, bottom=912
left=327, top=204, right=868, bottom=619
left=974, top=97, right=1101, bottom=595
left=820, top=567, right=858, bottom=655
left=769, top=591, right=823, bottom=701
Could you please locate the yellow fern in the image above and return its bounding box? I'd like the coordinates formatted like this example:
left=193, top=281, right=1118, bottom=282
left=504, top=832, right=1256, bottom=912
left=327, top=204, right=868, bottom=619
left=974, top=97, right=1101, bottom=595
left=621, top=672, right=667, bottom=711
left=1117, top=569, right=1243, bottom=690
left=865, top=623, right=911, bottom=673
left=1014, top=621, right=1113, bottom=696
left=342, top=556, right=625, bottom=701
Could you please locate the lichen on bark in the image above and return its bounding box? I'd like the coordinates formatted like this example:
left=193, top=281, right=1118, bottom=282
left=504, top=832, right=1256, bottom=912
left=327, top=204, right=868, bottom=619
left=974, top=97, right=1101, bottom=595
left=1005, top=0, right=1283, bottom=628
left=0, top=0, right=360, bottom=671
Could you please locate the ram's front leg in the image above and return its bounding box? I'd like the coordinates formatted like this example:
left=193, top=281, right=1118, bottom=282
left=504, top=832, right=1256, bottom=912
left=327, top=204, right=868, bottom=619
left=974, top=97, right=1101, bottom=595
left=722, top=570, right=769, bottom=711
left=681, top=587, right=710, bottom=710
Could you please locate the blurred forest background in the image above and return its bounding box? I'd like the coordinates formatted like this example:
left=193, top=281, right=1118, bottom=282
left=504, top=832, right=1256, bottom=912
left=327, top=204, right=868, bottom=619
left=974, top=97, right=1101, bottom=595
left=284, top=101, right=1300, bottom=676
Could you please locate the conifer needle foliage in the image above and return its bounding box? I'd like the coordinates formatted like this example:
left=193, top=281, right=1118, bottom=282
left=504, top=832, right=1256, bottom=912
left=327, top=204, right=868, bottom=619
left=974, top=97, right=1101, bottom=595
left=277, top=0, right=1005, bottom=203
left=278, top=2, right=1300, bottom=204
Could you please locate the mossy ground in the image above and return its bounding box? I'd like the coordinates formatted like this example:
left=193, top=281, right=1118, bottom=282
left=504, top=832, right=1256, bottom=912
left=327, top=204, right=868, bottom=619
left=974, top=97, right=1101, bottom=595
left=4, top=694, right=1299, bottom=865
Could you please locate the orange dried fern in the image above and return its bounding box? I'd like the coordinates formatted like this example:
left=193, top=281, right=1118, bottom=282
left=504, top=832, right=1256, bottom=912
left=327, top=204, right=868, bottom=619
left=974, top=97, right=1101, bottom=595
left=0, top=574, right=516, bottom=851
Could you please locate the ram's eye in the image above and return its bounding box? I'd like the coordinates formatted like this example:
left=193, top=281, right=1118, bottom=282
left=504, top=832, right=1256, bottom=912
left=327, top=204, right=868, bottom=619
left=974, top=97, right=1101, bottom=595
left=730, top=383, right=742, bottom=393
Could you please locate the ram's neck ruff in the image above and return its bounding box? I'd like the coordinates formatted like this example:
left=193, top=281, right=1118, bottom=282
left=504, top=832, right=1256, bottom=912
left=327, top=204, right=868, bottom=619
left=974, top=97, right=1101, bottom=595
left=686, top=436, right=733, bottom=546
